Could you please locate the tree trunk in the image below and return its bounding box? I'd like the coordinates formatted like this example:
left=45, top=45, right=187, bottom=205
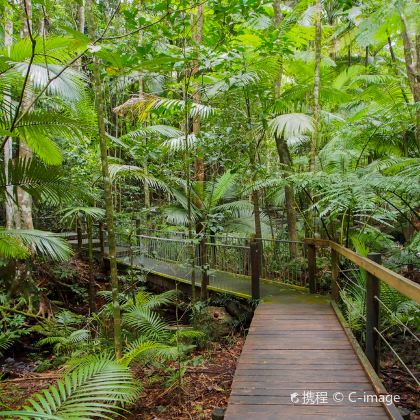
left=387, top=36, right=410, bottom=106
left=76, top=0, right=85, bottom=71
left=400, top=16, right=420, bottom=151
left=192, top=4, right=205, bottom=214
left=138, top=0, right=151, bottom=209
left=18, top=0, right=34, bottom=230
left=87, top=0, right=122, bottom=359
left=310, top=0, right=322, bottom=171
left=4, top=16, right=18, bottom=229
left=191, top=4, right=207, bottom=300
left=78, top=0, right=85, bottom=33
left=272, top=0, right=298, bottom=256
left=87, top=218, right=96, bottom=313
left=275, top=135, right=298, bottom=255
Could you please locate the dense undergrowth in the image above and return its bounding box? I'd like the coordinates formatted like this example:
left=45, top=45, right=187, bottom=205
left=0, top=255, right=251, bottom=418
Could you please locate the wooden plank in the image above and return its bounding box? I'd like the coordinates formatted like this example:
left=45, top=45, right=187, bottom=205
left=225, top=405, right=388, bottom=419
left=243, top=343, right=352, bottom=350
left=246, top=331, right=347, bottom=338
left=236, top=360, right=363, bottom=371
left=237, top=349, right=357, bottom=358
left=256, top=305, right=332, bottom=314
left=230, top=383, right=375, bottom=392
left=250, top=320, right=343, bottom=330
left=230, top=382, right=376, bottom=391
left=232, top=372, right=370, bottom=383
left=229, top=395, right=382, bottom=406
left=252, top=314, right=337, bottom=320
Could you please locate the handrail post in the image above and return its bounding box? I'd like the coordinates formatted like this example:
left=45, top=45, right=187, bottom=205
left=331, top=249, right=339, bottom=301
left=307, top=242, right=317, bottom=293
left=135, top=218, right=141, bottom=245
left=365, top=252, right=381, bottom=373
left=200, top=236, right=209, bottom=300
left=76, top=217, right=83, bottom=253
left=99, top=222, right=105, bottom=261
left=250, top=239, right=260, bottom=300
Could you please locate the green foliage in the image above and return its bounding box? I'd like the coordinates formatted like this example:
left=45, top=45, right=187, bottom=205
left=0, top=355, right=139, bottom=419
left=0, top=229, right=72, bottom=261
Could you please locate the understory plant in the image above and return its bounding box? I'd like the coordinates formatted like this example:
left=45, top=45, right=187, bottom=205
left=0, top=354, right=139, bottom=419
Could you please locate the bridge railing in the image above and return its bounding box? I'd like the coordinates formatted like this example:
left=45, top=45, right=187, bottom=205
left=305, top=238, right=420, bottom=393
left=260, top=239, right=307, bottom=287
left=137, top=234, right=196, bottom=265
left=99, top=222, right=309, bottom=297
left=133, top=228, right=307, bottom=281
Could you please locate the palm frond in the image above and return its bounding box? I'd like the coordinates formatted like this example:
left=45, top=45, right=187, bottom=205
left=12, top=62, right=86, bottom=101
left=113, top=94, right=215, bottom=121
left=122, top=125, right=183, bottom=141
left=126, top=290, right=177, bottom=310
left=0, top=157, right=73, bottom=205
left=108, top=164, right=169, bottom=191
left=120, top=338, right=178, bottom=367
left=0, top=354, right=139, bottom=419
left=14, top=111, right=85, bottom=165
left=59, top=207, right=105, bottom=226
left=0, top=229, right=72, bottom=261
left=162, top=134, right=197, bottom=151
left=123, top=307, right=170, bottom=341
left=269, top=113, right=314, bottom=139
left=207, top=171, right=237, bottom=208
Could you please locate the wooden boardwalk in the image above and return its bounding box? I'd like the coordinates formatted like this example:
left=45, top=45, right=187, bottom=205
left=225, top=303, right=397, bottom=419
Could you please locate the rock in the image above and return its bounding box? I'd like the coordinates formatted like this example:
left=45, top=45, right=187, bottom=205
left=206, top=306, right=233, bottom=337
left=224, top=300, right=253, bottom=325
left=224, top=300, right=242, bottom=318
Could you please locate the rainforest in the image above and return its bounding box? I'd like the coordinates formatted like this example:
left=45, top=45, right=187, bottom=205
left=0, top=0, right=419, bottom=419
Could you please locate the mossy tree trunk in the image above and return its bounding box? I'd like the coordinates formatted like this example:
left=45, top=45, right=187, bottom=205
left=272, top=0, right=298, bottom=256
left=87, top=0, right=122, bottom=359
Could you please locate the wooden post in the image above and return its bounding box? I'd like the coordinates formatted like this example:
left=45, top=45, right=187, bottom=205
left=250, top=239, right=260, bottom=300
left=365, top=252, right=381, bottom=373
left=200, top=236, right=209, bottom=300
left=87, top=219, right=96, bottom=313
left=135, top=218, right=141, bottom=245
left=99, top=222, right=105, bottom=260
left=331, top=249, right=339, bottom=300
left=307, top=242, right=316, bottom=293
left=76, top=217, right=83, bottom=253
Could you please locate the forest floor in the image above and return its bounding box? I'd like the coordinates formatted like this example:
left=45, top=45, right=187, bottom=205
left=128, top=336, right=245, bottom=419
left=0, top=336, right=245, bottom=419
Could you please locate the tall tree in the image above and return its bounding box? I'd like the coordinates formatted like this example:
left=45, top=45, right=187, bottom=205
left=398, top=7, right=420, bottom=150
left=3, top=11, right=18, bottom=229
left=191, top=3, right=208, bottom=300
left=138, top=0, right=151, bottom=209
left=310, top=0, right=322, bottom=171
left=18, top=0, right=34, bottom=229
left=272, top=0, right=298, bottom=256
left=86, top=0, right=122, bottom=358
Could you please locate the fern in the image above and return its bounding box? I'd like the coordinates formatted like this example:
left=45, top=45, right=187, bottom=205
left=37, top=329, right=90, bottom=354
left=0, top=355, right=139, bottom=419
left=123, top=307, right=170, bottom=341
left=0, top=332, right=20, bottom=357
left=120, top=338, right=179, bottom=367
